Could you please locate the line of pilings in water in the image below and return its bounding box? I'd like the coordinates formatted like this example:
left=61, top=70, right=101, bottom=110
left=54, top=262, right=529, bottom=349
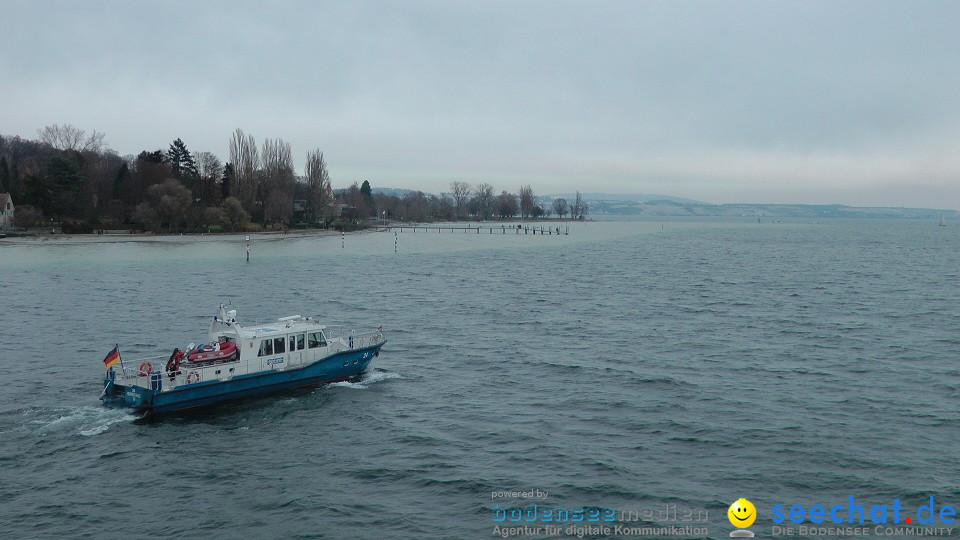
left=385, top=224, right=570, bottom=235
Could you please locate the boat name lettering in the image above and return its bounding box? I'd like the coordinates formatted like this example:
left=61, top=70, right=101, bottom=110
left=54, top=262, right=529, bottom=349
left=266, top=357, right=285, bottom=366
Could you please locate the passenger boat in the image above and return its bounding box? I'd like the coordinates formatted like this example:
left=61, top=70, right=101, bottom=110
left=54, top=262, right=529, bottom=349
left=100, top=305, right=386, bottom=413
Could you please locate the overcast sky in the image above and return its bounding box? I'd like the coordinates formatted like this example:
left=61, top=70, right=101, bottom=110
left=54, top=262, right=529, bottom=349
left=3, top=1, right=960, bottom=207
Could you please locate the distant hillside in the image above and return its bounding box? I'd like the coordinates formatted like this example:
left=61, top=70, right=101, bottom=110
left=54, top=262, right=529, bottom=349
left=371, top=187, right=415, bottom=197
left=589, top=200, right=960, bottom=220
left=367, top=187, right=957, bottom=220
left=545, top=192, right=707, bottom=205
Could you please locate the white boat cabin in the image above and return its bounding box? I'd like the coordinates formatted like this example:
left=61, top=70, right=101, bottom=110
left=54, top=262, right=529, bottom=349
left=202, top=307, right=381, bottom=374
left=115, top=307, right=383, bottom=390
left=210, top=311, right=346, bottom=370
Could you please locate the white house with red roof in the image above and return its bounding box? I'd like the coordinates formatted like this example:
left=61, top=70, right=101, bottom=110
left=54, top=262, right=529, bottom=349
left=0, top=193, right=14, bottom=230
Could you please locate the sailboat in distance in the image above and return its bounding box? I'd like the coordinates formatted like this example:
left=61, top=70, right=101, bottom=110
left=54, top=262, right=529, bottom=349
left=939, top=214, right=946, bottom=227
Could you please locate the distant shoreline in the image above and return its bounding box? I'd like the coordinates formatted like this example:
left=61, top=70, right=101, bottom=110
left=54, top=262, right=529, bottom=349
left=0, top=228, right=345, bottom=244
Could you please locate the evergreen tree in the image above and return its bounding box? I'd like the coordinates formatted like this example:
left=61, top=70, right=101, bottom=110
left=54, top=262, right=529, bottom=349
left=46, top=155, right=85, bottom=218
left=22, top=172, right=52, bottom=214
left=7, top=157, right=20, bottom=198
left=0, top=157, right=9, bottom=193
left=139, top=149, right=164, bottom=163
left=111, top=162, right=129, bottom=200
left=21, top=156, right=85, bottom=218
left=133, top=150, right=171, bottom=203
left=167, top=138, right=199, bottom=183
left=360, top=180, right=374, bottom=216
left=222, top=163, right=234, bottom=199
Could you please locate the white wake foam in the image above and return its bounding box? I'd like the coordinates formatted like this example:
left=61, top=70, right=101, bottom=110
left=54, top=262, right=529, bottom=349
left=328, top=369, right=401, bottom=390
left=32, top=406, right=136, bottom=436
left=329, top=380, right=367, bottom=390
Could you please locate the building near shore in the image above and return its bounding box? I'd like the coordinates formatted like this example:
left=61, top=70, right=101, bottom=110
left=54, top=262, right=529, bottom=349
left=0, top=193, right=13, bottom=230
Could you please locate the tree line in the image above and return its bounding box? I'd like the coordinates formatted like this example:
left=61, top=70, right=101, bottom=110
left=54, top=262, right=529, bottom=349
left=0, top=124, right=587, bottom=233
left=0, top=125, right=333, bottom=233
left=345, top=181, right=588, bottom=223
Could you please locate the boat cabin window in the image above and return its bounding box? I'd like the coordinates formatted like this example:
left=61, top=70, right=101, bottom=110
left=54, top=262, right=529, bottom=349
left=296, top=334, right=305, bottom=350
left=308, top=331, right=326, bottom=348
left=274, top=337, right=286, bottom=354
left=258, top=339, right=273, bottom=357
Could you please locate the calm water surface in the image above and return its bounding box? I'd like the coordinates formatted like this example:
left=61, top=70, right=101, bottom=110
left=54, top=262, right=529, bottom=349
left=0, top=219, right=957, bottom=539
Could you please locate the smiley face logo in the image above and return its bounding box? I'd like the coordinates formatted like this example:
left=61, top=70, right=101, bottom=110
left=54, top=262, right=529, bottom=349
left=727, top=498, right=756, bottom=528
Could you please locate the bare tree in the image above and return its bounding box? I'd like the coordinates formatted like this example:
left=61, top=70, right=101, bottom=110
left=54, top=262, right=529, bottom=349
left=37, top=124, right=106, bottom=153
left=436, top=194, right=455, bottom=220
left=519, top=185, right=535, bottom=220
left=305, top=149, right=332, bottom=224
left=261, top=138, right=294, bottom=226
left=85, top=152, right=119, bottom=218
left=449, top=181, right=471, bottom=220
left=194, top=151, right=223, bottom=182
left=570, top=191, right=584, bottom=219
left=552, top=197, right=568, bottom=219
left=133, top=201, right=161, bottom=232
left=343, top=181, right=369, bottom=218
left=470, top=183, right=495, bottom=220
left=229, top=128, right=259, bottom=213
left=194, top=151, right=224, bottom=207
left=400, top=191, right=429, bottom=222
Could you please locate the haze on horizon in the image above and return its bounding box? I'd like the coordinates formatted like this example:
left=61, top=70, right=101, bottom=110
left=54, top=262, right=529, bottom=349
left=3, top=1, right=959, bottom=209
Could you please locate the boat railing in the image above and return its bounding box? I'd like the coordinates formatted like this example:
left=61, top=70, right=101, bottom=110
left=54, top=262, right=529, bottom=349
left=324, top=326, right=385, bottom=352
left=110, top=327, right=385, bottom=390
left=112, top=354, right=168, bottom=385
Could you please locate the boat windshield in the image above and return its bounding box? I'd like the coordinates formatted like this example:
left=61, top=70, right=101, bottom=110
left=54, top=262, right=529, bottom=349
left=308, top=331, right=326, bottom=348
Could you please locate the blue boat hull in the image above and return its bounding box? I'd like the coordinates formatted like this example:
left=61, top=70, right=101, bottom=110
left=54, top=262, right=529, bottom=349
left=101, top=343, right=384, bottom=413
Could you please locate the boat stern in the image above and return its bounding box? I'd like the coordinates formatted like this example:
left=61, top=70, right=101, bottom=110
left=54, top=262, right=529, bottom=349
left=100, top=369, right=154, bottom=410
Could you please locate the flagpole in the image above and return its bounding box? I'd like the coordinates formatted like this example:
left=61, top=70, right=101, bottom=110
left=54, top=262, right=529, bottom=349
left=116, top=343, right=127, bottom=376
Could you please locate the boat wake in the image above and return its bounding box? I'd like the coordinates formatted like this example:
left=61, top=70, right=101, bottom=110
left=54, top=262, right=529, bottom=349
left=31, top=406, right=137, bottom=437
left=328, top=369, right=401, bottom=390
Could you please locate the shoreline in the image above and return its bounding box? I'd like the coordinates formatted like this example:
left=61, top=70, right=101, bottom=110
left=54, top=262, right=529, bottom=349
left=0, top=228, right=347, bottom=245
left=0, top=218, right=593, bottom=245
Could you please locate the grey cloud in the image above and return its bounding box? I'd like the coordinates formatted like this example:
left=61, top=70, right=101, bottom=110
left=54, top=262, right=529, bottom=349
left=3, top=0, right=959, bottom=207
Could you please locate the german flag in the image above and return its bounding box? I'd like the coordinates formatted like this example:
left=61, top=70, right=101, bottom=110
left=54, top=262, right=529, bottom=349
left=103, top=345, right=121, bottom=369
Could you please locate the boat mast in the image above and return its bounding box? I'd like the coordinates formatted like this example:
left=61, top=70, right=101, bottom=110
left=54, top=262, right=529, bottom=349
left=210, top=304, right=248, bottom=341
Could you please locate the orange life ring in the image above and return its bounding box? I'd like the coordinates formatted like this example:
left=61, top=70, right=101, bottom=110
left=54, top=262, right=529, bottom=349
left=139, top=362, right=153, bottom=375
left=186, top=371, right=201, bottom=384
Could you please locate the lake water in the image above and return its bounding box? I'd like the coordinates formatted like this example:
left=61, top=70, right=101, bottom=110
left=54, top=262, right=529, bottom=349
left=0, top=218, right=957, bottom=539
